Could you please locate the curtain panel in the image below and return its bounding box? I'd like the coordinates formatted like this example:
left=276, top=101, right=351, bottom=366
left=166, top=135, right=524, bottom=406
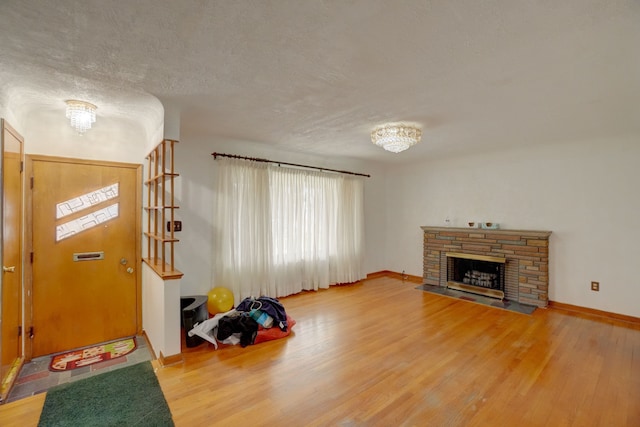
left=213, top=158, right=365, bottom=302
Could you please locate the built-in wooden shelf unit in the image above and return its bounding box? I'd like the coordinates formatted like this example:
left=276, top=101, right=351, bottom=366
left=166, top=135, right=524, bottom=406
left=143, top=139, right=183, bottom=279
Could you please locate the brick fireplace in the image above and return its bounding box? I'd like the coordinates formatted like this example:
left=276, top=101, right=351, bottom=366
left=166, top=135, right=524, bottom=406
left=422, top=227, right=552, bottom=307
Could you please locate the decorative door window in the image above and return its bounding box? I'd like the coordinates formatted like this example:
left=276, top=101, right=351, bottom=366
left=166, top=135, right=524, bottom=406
left=55, top=183, right=119, bottom=241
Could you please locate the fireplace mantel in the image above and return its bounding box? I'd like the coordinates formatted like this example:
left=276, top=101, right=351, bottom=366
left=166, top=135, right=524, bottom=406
left=421, top=226, right=552, bottom=238
left=421, top=226, right=552, bottom=307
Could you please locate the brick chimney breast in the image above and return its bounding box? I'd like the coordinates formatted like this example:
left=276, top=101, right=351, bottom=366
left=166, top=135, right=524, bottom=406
left=421, top=227, right=552, bottom=307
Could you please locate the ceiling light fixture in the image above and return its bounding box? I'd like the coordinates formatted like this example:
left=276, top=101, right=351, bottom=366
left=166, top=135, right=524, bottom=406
left=371, top=122, right=422, bottom=153
left=65, top=100, right=97, bottom=134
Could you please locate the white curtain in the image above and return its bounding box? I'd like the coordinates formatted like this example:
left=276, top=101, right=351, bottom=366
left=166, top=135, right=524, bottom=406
left=213, top=158, right=365, bottom=302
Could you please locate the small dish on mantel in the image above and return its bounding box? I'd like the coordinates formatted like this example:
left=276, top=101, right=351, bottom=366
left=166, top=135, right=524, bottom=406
left=467, top=222, right=478, bottom=228
left=481, top=222, right=500, bottom=229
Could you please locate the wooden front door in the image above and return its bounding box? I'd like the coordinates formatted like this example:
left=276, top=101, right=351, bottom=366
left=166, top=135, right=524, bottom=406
left=30, top=156, right=141, bottom=357
left=1, top=120, right=23, bottom=393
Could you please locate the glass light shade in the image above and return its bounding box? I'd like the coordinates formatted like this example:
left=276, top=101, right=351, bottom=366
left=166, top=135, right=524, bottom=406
left=371, top=123, right=422, bottom=153
left=65, top=100, right=97, bottom=134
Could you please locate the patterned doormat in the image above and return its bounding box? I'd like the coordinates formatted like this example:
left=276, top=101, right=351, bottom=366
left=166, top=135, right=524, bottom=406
left=416, top=284, right=537, bottom=315
left=49, top=337, right=137, bottom=372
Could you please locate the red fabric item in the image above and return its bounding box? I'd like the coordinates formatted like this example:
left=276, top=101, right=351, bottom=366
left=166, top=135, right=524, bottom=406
left=253, top=315, right=296, bottom=344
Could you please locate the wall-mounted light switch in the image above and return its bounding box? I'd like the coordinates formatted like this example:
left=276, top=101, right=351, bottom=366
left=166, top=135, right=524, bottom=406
left=167, top=220, right=182, bottom=232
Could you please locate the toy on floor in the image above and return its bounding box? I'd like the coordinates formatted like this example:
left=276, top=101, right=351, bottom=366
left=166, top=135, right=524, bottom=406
left=207, top=286, right=234, bottom=314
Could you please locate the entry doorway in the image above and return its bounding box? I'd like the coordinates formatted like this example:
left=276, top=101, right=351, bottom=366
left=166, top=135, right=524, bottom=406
left=0, top=120, right=24, bottom=400
left=28, top=156, right=142, bottom=358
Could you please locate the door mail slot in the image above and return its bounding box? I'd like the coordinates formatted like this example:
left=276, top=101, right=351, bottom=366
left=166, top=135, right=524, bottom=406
left=73, top=251, right=104, bottom=261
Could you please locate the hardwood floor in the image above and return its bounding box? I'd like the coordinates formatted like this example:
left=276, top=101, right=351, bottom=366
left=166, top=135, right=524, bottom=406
left=1, top=276, right=639, bottom=426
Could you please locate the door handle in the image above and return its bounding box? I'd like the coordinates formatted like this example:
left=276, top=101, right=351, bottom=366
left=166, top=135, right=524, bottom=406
left=120, top=258, right=128, bottom=265
left=126, top=267, right=134, bottom=274
left=3, top=266, right=15, bottom=273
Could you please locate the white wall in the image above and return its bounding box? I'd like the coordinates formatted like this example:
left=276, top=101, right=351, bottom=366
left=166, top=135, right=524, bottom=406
left=24, top=109, right=150, bottom=163
left=173, top=135, right=388, bottom=297
left=384, top=135, right=640, bottom=317
left=0, top=99, right=18, bottom=131
left=142, top=263, right=181, bottom=358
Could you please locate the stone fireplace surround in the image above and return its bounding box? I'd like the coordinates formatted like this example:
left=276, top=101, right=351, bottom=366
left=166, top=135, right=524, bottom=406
left=422, top=226, right=552, bottom=308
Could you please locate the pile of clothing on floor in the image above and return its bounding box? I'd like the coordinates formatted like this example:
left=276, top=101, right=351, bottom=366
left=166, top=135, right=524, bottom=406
left=188, top=296, right=295, bottom=349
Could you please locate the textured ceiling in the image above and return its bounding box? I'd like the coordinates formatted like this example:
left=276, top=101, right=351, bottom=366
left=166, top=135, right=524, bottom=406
left=1, top=0, right=639, bottom=163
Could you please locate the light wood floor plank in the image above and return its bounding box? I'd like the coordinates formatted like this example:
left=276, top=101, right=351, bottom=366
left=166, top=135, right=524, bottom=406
left=0, top=393, right=44, bottom=426
left=1, top=276, right=639, bottom=426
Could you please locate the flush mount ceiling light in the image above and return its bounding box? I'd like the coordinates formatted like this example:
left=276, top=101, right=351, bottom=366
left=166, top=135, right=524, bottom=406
left=65, top=100, right=97, bottom=134
left=371, top=122, right=422, bottom=153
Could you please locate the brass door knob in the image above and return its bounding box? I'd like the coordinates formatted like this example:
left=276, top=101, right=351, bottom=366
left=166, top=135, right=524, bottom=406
left=3, top=266, right=15, bottom=273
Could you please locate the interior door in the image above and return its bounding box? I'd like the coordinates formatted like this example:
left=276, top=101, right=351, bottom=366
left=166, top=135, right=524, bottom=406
left=31, top=157, right=141, bottom=357
left=1, top=120, right=23, bottom=394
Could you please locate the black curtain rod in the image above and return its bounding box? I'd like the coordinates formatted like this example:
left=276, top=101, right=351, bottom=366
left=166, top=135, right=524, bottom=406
left=211, top=152, right=370, bottom=178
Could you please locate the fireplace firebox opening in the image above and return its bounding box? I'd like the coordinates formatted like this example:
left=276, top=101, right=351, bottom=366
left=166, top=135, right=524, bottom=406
left=446, top=252, right=506, bottom=299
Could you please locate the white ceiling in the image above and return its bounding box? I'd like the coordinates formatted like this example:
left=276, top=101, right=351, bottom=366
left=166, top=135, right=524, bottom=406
left=1, top=0, right=639, bottom=163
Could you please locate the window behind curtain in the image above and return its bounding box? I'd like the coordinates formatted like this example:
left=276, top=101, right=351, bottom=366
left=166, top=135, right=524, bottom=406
left=213, top=158, right=365, bottom=302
